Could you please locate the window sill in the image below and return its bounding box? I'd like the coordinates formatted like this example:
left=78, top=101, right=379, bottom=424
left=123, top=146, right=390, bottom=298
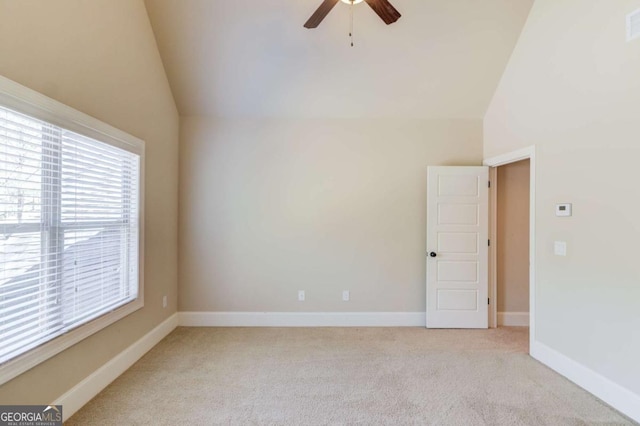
left=0, top=298, right=143, bottom=385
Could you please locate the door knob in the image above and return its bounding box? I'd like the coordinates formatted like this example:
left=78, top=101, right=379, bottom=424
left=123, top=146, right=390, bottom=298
left=429, top=252, right=437, bottom=257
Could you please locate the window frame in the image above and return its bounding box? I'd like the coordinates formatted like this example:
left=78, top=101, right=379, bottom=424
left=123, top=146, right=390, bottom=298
left=0, top=75, right=145, bottom=385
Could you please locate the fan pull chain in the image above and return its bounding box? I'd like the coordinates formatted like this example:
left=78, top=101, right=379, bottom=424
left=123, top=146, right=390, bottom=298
left=349, top=0, right=354, bottom=47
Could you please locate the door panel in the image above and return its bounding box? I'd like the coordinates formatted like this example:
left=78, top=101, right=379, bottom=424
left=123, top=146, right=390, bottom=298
left=438, top=175, right=481, bottom=196
left=438, top=204, right=478, bottom=225
left=426, top=166, right=488, bottom=328
left=437, top=233, right=478, bottom=254
left=437, top=261, right=478, bottom=282
left=437, top=290, right=478, bottom=310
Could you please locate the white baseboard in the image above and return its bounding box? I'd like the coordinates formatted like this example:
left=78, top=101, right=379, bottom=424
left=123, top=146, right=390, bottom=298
left=53, top=313, right=179, bottom=421
left=179, top=311, right=426, bottom=327
left=531, top=340, right=640, bottom=423
left=497, top=311, right=529, bottom=326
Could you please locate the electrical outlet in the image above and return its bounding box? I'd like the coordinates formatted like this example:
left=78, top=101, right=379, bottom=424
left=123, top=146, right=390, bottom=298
left=298, top=290, right=305, bottom=301
left=162, top=295, right=167, bottom=308
left=342, top=290, right=350, bottom=301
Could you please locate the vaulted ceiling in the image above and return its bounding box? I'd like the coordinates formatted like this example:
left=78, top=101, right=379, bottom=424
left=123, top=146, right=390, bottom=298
left=145, top=0, right=534, bottom=119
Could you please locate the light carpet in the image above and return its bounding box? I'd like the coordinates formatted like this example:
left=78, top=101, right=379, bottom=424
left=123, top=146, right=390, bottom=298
left=67, top=327, right=636, bottom=425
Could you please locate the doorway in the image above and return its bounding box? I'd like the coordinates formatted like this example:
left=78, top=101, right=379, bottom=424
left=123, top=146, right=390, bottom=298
left=495, top=160, right=530, bottom=326
left=484, top=146, right=536, bottom=351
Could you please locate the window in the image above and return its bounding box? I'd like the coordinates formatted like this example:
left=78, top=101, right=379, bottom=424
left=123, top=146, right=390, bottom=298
left=0, top=76, right=143, bottom=383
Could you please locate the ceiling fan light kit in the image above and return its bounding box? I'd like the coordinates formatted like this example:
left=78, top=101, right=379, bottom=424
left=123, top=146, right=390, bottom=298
left=304, top=0, right=401, bottom=40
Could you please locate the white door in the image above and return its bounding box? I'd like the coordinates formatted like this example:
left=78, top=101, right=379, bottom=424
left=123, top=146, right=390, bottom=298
left=426, top=166, right=489, bottom=328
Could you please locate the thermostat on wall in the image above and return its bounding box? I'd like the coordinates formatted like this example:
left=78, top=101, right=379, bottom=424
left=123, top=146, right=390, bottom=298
left=556, top=203, right=572, bottom=217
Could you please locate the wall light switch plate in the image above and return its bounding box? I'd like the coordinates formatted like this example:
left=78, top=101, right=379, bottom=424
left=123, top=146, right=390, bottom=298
left=556, top=203, right=572, bottom=217
left=554, top=241, right=567, bottom=256
left=298, top=290, right=305, bottom=302
left=342, top=290, right=350, bottom=301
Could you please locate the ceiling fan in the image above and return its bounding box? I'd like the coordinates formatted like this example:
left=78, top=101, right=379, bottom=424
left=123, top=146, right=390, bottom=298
left=304, top=0, right=401, bottom=29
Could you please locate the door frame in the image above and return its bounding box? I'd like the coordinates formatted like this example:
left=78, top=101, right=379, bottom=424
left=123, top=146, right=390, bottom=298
left=483, top=146, right=536, bottom=348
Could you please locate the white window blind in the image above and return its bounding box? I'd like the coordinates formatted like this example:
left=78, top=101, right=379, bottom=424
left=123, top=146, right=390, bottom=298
left=0, top=105, right=140, bottom=365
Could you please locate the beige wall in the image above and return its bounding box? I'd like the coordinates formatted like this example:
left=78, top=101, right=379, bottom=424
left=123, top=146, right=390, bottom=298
left=485, top=0, right=640, bottom=395
left=497, top=160, right=530, bottom=313
left=180, top=117, right=482, bottom=312
left=0, top=0, right=179, bottom=403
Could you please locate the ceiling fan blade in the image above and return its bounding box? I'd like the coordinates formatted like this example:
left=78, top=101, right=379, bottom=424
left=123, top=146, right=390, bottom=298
left=304, top=0, right=341, bottom=28
left=364, top=0, right=401, bottom=25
